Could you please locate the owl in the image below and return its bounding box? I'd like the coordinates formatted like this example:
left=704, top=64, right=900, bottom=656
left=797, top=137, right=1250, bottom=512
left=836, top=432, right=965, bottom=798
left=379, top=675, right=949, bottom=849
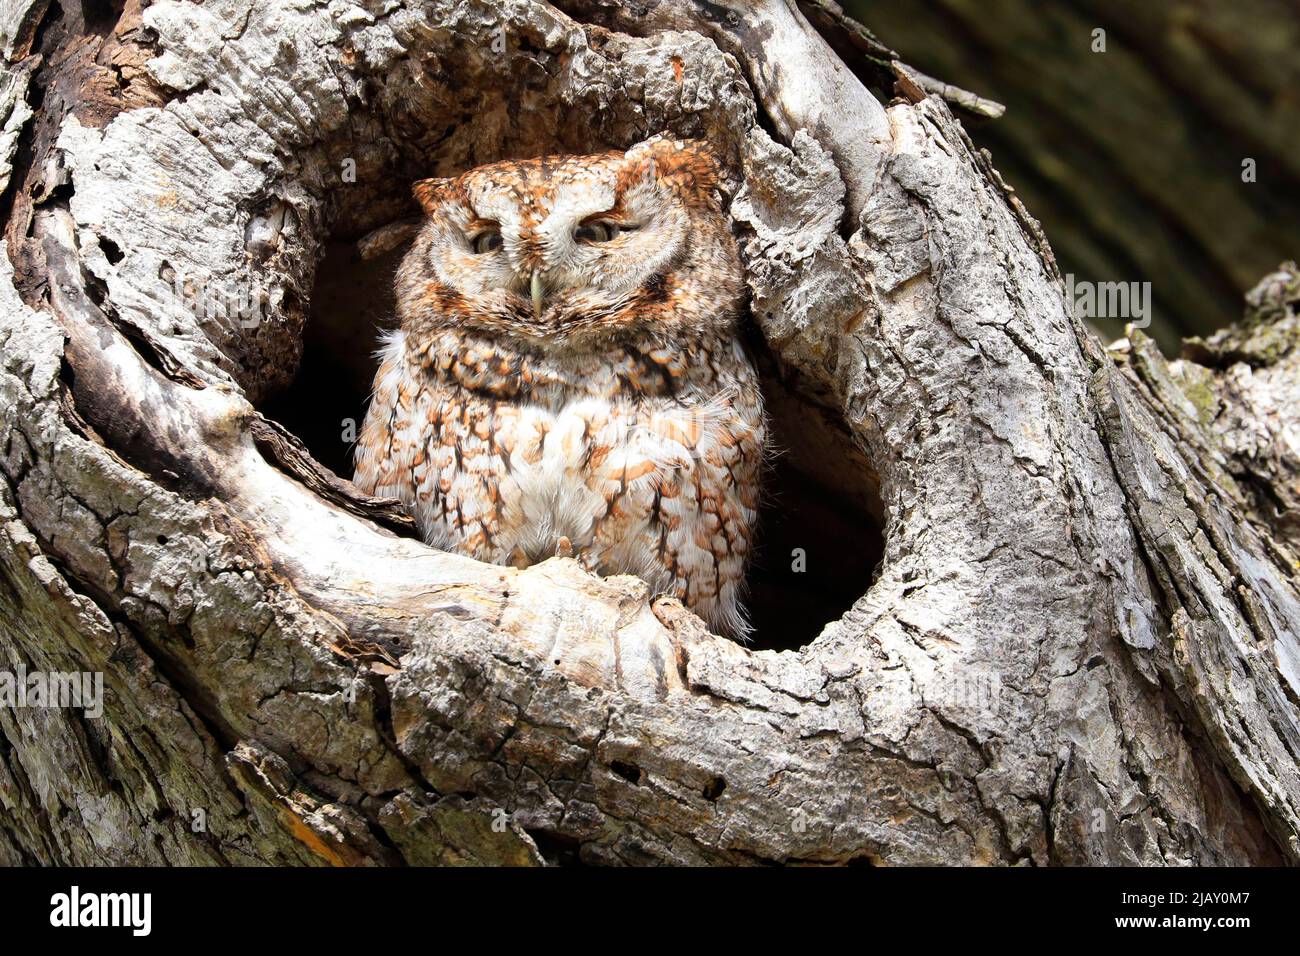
left=353, top=136, right=766, bottom=638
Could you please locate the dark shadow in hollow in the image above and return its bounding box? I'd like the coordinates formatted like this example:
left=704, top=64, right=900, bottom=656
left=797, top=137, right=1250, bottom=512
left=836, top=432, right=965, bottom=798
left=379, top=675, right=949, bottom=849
left=742, top=337, right=885, bottom=651
left=260, top=241, right=400, bottom=479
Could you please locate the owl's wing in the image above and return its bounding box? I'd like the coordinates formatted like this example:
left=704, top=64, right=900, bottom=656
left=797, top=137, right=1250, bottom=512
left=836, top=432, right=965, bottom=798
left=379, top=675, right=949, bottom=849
left=353, top=330, right=422, bottom=511
left=587, top=381, right=765, bottom=639
left=658, top=389, right=765, bottom=639
left=355, top=330, right=513, bottom=558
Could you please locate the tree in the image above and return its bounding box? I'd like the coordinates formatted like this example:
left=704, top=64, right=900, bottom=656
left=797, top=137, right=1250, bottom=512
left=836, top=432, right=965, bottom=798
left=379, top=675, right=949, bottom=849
left=0, top=0, right=1296, bottom=865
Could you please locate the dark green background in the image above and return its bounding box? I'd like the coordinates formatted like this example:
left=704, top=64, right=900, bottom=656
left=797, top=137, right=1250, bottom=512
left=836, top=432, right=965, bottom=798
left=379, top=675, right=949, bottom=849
left=844, top=0, right=1300, bottom=351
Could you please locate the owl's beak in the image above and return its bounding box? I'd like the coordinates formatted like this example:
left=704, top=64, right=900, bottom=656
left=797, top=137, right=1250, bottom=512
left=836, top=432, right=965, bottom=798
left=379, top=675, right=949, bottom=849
left=530, top=269, right=545, bottom=320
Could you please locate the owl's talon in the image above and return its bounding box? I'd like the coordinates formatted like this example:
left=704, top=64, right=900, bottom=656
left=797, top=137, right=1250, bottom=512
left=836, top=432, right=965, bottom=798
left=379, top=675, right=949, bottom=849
left=555, top=535, right=574, bottom=558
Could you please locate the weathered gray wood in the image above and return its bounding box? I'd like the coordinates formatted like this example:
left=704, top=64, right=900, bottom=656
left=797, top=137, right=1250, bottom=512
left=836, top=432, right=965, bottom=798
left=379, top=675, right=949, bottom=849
left=0, top=0, right=1296, bottom=865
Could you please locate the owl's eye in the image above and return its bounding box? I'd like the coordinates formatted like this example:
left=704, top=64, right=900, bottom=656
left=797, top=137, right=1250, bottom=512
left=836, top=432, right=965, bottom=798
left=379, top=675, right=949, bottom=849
left=470, top=229, right=502, bottom=254
left=575, top=220, right=636, bottom=243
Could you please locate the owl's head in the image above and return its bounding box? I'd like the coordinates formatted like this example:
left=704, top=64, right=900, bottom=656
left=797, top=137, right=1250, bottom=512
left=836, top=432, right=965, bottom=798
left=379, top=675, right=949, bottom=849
left=395, top=137, right=744, bottom=347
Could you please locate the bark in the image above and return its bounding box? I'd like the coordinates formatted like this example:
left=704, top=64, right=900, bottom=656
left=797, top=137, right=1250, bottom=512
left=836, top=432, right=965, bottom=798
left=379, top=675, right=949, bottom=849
left=0, top=0, right=1297, bottom=866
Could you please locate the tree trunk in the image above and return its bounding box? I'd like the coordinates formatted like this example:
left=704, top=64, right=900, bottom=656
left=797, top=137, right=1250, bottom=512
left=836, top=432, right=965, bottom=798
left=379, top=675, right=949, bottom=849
left=0, top=0, right=1297, bottom=866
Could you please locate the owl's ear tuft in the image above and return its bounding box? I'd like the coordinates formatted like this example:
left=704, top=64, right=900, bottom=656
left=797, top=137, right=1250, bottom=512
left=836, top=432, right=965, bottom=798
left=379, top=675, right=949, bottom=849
left=630, top=137, right=726, bottom=200
left=412, top=177, right=452, bottom=215
left=681, top=140, right=724, bottom=191
left=680, top=139, right=724, bottom=172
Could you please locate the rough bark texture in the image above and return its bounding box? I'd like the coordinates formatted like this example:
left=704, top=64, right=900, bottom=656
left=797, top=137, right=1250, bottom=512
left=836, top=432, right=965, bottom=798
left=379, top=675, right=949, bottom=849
left=0, top=0, right=1297, bottom=865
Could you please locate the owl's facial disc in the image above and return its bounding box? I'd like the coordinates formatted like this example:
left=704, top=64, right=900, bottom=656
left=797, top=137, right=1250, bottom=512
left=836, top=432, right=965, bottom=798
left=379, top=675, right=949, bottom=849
left=403, top=138, right=735, bottom=346
left=463, top=182, right=689, bottom=341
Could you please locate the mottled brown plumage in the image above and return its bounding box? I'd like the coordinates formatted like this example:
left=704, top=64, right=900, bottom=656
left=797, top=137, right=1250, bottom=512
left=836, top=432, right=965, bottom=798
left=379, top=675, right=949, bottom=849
left=354, top=137, right=766, bottom=636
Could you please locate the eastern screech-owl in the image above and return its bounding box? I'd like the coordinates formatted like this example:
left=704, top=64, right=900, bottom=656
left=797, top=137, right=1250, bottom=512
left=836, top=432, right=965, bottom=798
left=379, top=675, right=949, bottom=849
left=354, top=136, right=766, bottom=637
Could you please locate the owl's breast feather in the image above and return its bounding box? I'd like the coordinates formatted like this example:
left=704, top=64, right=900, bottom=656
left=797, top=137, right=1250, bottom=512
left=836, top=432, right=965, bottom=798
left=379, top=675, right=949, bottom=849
left=355, top=327, right=764, bottom=637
